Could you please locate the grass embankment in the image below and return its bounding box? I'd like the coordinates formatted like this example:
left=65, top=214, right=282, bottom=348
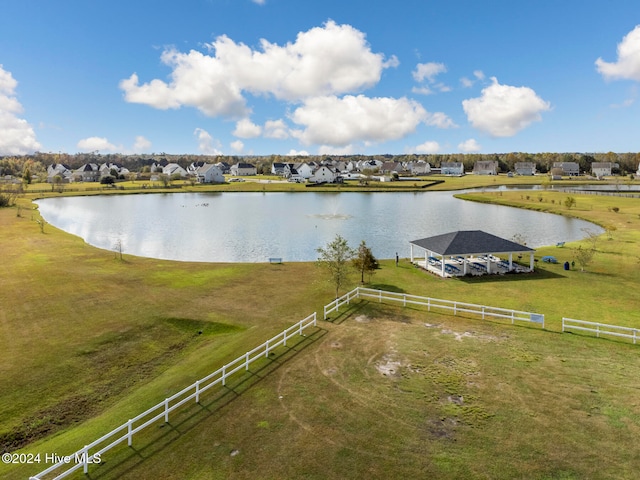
left=2, top=188, right=640, bottom=479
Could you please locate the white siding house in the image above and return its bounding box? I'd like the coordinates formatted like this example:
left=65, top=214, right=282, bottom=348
left=473, top=161, right=498, bottom=175
left=309, top=165, right=338, bottom=183
left=591, top=162, right=614, bottom=178
left=196, top=164, right=224, bottom=183
left=230, top=163, right=257, bottom=176
left=514, top=162, right=536, bottom=175
left=163, top=163, right=187, bottom=178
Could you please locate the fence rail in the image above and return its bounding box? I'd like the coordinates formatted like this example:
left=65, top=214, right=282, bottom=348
left=325, top=287, right=545, bottom=328
left=562, top=317, right=639, bottom=344
left=30, top=312, right=317, bottom=480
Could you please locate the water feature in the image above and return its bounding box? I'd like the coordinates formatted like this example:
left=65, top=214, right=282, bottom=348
left=35, top=191, right=602, bottom=263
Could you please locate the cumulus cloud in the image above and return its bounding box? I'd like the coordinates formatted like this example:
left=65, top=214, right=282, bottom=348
left=263, top=119, right=289, bottom=139
left=233, top=118, right=262, bottom=138
left=133, top=135, right=152, bottom=152
left=194, top=128, right=223, bottom=154
left=412, top=62, right=450, bottom=95
left=596, top=25, right=640, bottom=81
left=462, top=77, right=551, bottom=137
left=0, top=65, right=41, bottom=155
left=230, top=140, right=244, bottom=153
left=120, top=21, right=397, bottom=117
left=415, top=141, right=440, bottom=154
left=458, top=138, right=481, bottom=152
left=77, top=136, right=119, bottom=152
left=424, top=111, right=457, bottom=129
left=286, top=149, right=309, bottom=156
left=289, top=95, right=429, bottom=147
left=460, top=70, right=485, bottom=88
left=412, top=62, right=447, bottom=83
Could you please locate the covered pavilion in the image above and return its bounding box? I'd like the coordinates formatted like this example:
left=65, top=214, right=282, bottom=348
left=409, top=230, right=535, bottom=278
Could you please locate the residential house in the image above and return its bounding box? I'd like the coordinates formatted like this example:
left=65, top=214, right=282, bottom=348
left=196, top=164, right=224, bottom=183
left=441, top=162, right=464, bottom=176
left=407, top=160, right=431, bottom=175
left=163, top=163, right=187, bottom=178
left=294, top=163, right=313, bottom=179
left=553, top=162, right=580, bottom=176
left=47, top=163, right=73, bottom=183
left=215, top=162, right=231, bottom=174
left=514, top=162, right=536, bottom=176
left=309, top=165, right=338, bottom=184
left=591, top=162, right=615, bottom=178
left=271, top=162, right=286, bottom=175
left=72, top=163, right=100, bottom=182
left=230, top=162, right=257, bottom=176
left=381, top=161, right=405, bottom=174
left=187, top=161, right=207, bottom=176
left=100, top=163, right=130, bottom=179
left=473, top=161, right=499, bottom=175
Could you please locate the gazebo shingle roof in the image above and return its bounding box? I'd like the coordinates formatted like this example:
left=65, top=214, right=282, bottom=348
left=410, top=230, right=533, bottom=256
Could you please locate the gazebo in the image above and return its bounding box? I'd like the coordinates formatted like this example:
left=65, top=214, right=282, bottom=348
left=409, top=230, right=535, bottom=278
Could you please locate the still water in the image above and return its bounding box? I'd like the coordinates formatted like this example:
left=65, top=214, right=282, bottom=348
left=35, top=191, right=601, bottom=262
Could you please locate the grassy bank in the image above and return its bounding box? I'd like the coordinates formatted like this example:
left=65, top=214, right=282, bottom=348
left=2, top=187, right=640, bottom=479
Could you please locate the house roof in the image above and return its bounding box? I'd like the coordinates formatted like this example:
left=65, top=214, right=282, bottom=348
left=410, top=230, right=533, bottom=256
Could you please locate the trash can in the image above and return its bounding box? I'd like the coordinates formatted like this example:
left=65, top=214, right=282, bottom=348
left=564, top=261, right=570, bottom=270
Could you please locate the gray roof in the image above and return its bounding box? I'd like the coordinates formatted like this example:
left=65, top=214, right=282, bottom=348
left=410, top=230, right=533, bottom=256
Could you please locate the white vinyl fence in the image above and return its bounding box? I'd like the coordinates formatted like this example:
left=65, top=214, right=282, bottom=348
left=29, top=312, right=317, bottom=480
left=562, top=317, right=640, bottom=344
left=325, top=287, right=545, bottom=328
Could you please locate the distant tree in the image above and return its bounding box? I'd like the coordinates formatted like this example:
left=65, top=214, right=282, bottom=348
left=158, top=173, right=171, bottom=187
left=573, top=245, right=596, bottom=272
left=564, top=196, right=576, bottom=209
left=353, top=240, right=379, bottom=283
left=52, top=174, right=64, bottom=192
left=100, top=175, right=115, bottom=185
left=316, top=234, right=355, bottom=298
left=22, top=167, right=31, bottom=185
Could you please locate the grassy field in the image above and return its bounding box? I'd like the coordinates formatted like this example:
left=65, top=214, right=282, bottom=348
left=2, top=183, right=640, bottom=479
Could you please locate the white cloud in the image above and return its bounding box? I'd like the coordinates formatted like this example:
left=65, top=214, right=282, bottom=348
left=290, top=95, right=428, bottom=147
left=412, top=62, right=447, bottom=83
left=596, top=25, right=640, bottom=81
left=77, top=136, right=119, bottom=152
left=264, top=119, right=289, bottom=139
left=133, top=135, right=152, bottom=152
left=458, top=138, right=481, bottom=152
left=318, top=144, right=355, bottom=155
left=233, top=118, right=262, bottom=138
left=0, top=65, right=41, bottom=155
left=462, top=77, right=551, bottom=137
left=194, top=128, right=223, bottom=154
left=412, top=86, right=435, bottom=95
left=425, top=111, right=457, bottom=129
left=286, top=149, right=309, bottom=156
left=230, top=140, right=244, bottom=153
left=415, top=141, right=440, bottom=153
left=120, top=21, right=397, bottom=117
left=461, top=70, right=485, bottom=88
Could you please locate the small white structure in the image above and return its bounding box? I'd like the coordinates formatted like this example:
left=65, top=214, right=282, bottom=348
left=409, top=230, right=535, bottom=278
left=196, top=164, right=224, bottom=183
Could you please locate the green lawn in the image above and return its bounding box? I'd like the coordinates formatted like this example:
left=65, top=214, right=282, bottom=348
left=2, top=185, right=640, bottom=479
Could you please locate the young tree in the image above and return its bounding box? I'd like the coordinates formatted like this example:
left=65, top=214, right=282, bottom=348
left=316, top=234, right=354, bottom=298
left=573, top=245, right=596, bottom=272
left=353, top=240, right=379, bottom=284
left=564, top=196, right=576, bottom=209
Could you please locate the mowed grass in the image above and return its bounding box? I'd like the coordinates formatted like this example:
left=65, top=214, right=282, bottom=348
left=2, top=188, right=640, bottom=479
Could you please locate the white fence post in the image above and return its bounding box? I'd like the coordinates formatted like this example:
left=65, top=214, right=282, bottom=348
left=195, top=380, right=200, bottom=404
left=284, top=329, right=288, bottom=347
left=403, top=294, right=406, bottom=307
left=164, top=399, right=169, bottom=423
left=482, top=306, right=485, bottom=320
left=265, top=340, right=270, bottom=358
left=82, top=446, right=89, bottom=474
left=379, top=290, right=382, bottom=303
left=245, top=352, right=250, bottom=370
left=127, top=419, right=133, bottom=447
left=222, top=365, right=227, bottom=386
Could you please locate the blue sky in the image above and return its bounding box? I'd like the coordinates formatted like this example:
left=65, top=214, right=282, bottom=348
left=1, top=0, right=640, bottom=156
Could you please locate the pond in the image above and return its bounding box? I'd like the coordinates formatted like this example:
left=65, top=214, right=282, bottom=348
left=35, top=191, right=602, bottom=262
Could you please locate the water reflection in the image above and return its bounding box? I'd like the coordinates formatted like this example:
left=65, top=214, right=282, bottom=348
left=36, top=191, right=602, bottom=262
